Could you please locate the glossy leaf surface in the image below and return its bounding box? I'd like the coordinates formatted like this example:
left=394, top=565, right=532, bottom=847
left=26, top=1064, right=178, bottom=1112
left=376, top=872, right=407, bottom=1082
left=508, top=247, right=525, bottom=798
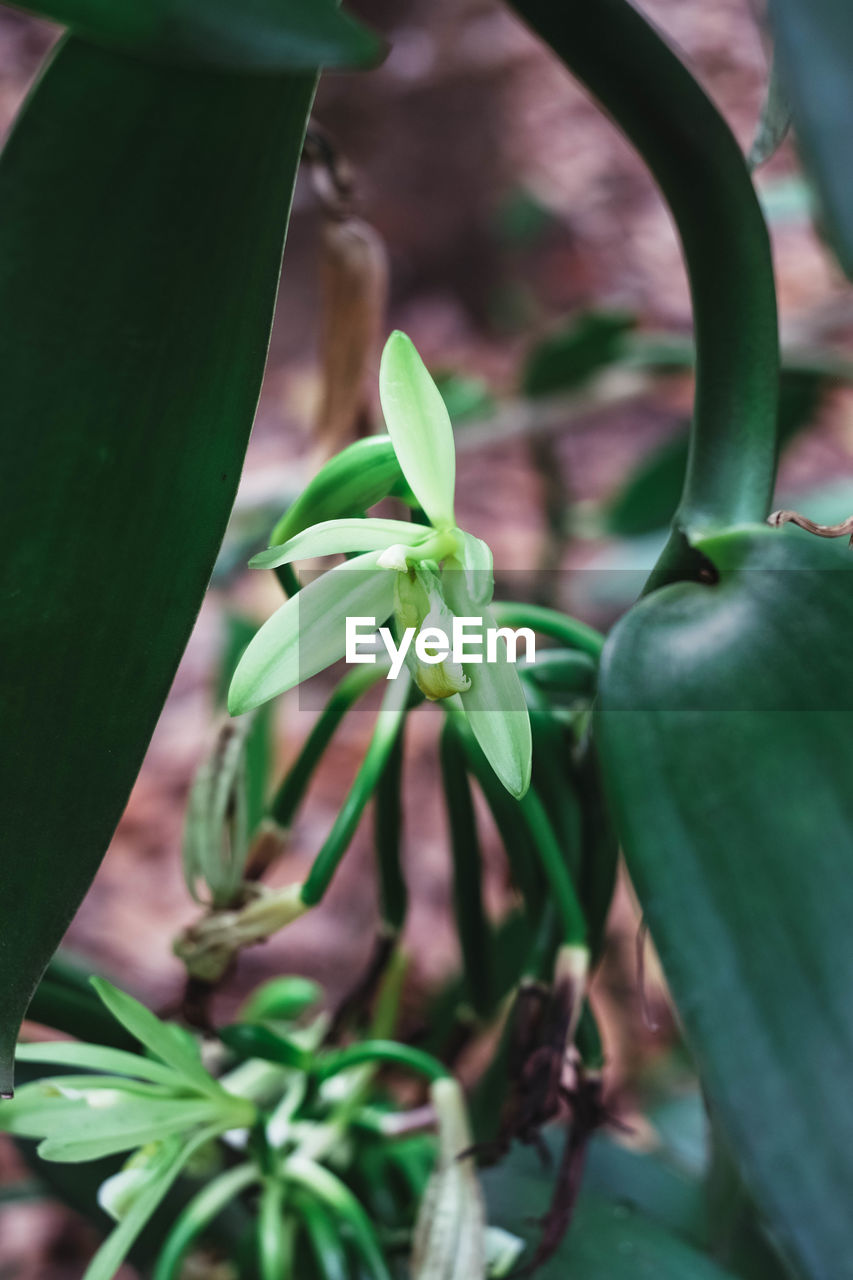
left=596, top=525, right=853, bottom=1280
left=483, top=1138, right=738, bottom=1279
left=7, top=0, right=382, bottom=72
left=0, top=38, right=314, bottom=1092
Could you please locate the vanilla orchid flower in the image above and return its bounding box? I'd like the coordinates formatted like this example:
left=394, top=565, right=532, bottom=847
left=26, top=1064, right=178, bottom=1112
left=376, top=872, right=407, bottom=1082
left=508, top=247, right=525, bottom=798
left=228, top=330, right=531, bottom=797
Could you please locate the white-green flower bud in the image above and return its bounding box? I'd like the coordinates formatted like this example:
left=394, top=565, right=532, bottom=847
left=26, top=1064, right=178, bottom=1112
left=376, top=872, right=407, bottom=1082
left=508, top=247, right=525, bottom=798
left=393, top=567, right=471, bottom=702
left=411, top=1077, right=486, bottom=1279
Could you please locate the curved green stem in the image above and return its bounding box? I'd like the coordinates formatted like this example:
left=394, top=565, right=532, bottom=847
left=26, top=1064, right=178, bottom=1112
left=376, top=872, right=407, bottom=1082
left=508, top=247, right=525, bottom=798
left=258, top=1179, right=294, bottom=1280
left=519, top=789, right=587, bottom=947
left=448, top=708, right=546, bottom=916
left=269, top=660, right=389, bottom=830
left=282, top=1157, right=392, bottom=1280
left=153, top=1164, right=257, bottom=1280
left=441, top=719, right=493, bottom=1018
left=373, top=723, right=408, bottom=932
left=510, top=0, right=779, bottom=571
left=295, top=1189, right=350, bottom=1280
left=316, top=1039, right=449, bottom=1084
left=300, top=672, right=412, bottom=907
left=491, top=601, right=604, bottom=659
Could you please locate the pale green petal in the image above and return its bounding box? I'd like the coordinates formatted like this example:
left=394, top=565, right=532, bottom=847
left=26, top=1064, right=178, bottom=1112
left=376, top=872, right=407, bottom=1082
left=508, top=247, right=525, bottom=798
left=250, top=518, right=427, bottom=570
left=379, top=331, right=456, bottom=527
left=460, top=606, right=532, bottom=799
left=229, top=551, right=396, bottom=714
left=454, top=532, right=494, bottom=607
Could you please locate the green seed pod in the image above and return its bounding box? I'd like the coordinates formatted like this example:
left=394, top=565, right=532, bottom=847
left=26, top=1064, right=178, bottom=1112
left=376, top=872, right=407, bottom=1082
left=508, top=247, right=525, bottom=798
left=238, top=976, right=323, bottom=1025
left=269, top=435, right=407, bottom=549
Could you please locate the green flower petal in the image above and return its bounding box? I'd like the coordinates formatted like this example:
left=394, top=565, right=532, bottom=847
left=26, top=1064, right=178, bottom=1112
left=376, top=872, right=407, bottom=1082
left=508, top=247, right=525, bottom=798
left=250, top=517, right=427, bottom=570
left=228, top=551, right=397, bottom=714
left=379, top=331, right=456, bottom=528
left=455, top=532, right=494, bottom=607
left=459, top=605, right=532, bottom=799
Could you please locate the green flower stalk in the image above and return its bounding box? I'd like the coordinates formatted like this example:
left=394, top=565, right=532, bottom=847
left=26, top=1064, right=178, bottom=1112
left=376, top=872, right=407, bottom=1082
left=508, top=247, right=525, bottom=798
left=229, top=331, right=531, bottom=798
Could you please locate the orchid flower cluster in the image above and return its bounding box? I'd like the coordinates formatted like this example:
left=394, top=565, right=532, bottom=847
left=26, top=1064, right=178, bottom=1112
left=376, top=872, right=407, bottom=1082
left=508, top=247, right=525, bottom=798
left=229, top=331, right=532, bottom=798
left=6, top=975, right=524, bottom=1280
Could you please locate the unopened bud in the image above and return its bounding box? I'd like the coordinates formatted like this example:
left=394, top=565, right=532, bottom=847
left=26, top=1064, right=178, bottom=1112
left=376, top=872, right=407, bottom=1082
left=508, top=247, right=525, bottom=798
left=411, top=1078, right=486, bottom=1279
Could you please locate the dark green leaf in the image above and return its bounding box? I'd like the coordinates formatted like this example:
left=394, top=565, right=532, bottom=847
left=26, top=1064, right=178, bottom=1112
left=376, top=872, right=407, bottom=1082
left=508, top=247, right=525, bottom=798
left=596, top=525, right=853, bottom=1280
left=522, top=311, right=635, bottom=398
left=483, top=1138, right=739, bottom=1279
left=7, top=0, right=383, bottom=72
left=0, top=38, right=314, bottom=1092
left=769, top=0, right=853, bottom=276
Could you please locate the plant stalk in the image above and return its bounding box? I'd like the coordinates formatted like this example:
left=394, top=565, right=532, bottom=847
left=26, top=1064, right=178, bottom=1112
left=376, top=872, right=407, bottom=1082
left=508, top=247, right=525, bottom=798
left=509, top=0, right=780, bottom=581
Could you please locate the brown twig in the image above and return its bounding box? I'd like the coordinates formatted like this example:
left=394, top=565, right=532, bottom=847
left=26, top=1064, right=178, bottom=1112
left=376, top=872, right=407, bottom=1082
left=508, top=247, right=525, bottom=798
left=768, top=509, right=853, bottom=544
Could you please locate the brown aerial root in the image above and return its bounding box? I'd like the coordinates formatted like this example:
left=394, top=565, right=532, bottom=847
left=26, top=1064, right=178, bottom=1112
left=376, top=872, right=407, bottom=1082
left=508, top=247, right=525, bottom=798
left=768, top=509, right=853, bottom=544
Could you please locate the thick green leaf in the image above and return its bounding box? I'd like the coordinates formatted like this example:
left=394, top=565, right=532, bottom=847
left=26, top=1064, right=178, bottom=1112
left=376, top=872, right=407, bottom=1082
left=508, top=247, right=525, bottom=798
left=770, top=0, right=853, bottom=276
left=7, top=0, right=382, bottom=72
left=0, top=38, right=315, bottom=1093
left=483, top=1139, right=739, bottom=1279
left=596, top=525, right=853, bottom=1280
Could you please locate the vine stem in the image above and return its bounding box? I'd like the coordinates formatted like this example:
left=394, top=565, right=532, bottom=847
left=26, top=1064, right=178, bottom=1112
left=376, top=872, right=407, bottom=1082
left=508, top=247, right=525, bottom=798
left=509, top=0, right=780, bottom=582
